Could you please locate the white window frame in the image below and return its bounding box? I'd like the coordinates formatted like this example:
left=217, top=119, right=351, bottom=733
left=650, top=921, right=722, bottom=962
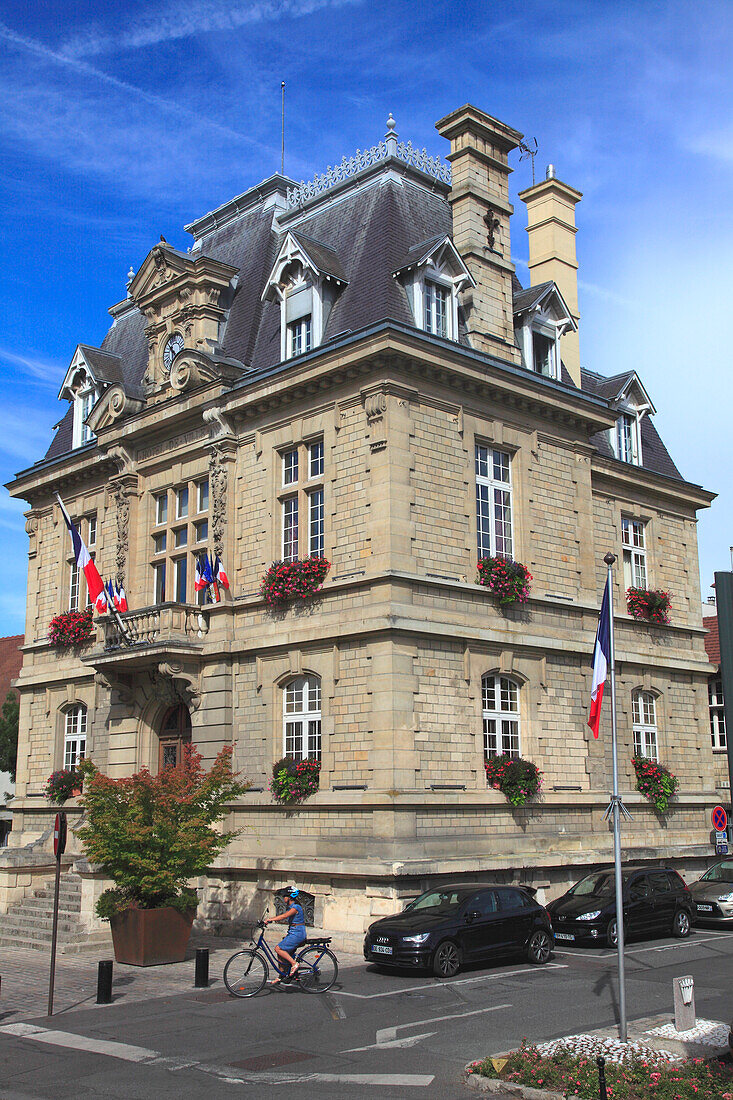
left=308, top=440, right=324, bottom=480
left=308, top=489, right=324, bottom=558
left=156, top=493, right=168, bottom=526
left=87, top=514, right=97, bottom=546
left=475, top=444, right=513, bottom=559
left=69, top=562, right=80, bottom=612
left=532, top=327, right=556, bottom=378
left=72, top=377, right=98, bottom=449
left=283, top=675, right=322, bottom=761
left=632, top=691, right=658, bottom=760
left=622, top=517, right=647, bottom=590
left=64, top=705, right=87, bottom=769
left=282, top=496, right=299, bottom=562
left=154, top=561, right=166, bottom=604
left=283, top=448, right=299, bottom=486
left=196, top=478, right=209, bottom=514
left=482, top=674, right=520, bottom=758
left=614, top=410, right=642, bottom=465
left=287, top=315, right=312, bottom=358
left=411, top=265, right=460, bottom=341
left=709, top=677, right=727, bottom=752
left=424, top=280, right=449, bottom=337
left=176, top=486, right=189, bottom=519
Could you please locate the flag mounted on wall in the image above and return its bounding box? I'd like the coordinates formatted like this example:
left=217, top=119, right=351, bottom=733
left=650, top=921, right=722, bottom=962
left=588, top=576, right=611, bottom=739
left=213, top=554, right=229, bottom=590
left=56, top=495, right=106, bottom=612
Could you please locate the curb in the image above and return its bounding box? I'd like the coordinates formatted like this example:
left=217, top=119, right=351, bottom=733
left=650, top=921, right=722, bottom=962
left=463, top=1067, right=562, bottom=1099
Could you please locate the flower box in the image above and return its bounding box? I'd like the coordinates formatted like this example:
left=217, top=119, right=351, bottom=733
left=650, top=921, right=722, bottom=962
left=44, top=769, right=83, bottom=804
left=485, top=754, right=542, bottom=807
left=632, top=755, right=678, bottom=813
left=476, top=557, right=532, bottom=604
left=48, top=609, right=94, bottom=648
left=626, top=587, right=671, bottom=625
left=270, top=756, right=321, bottom=804
left=260, top=557, right=331, bottom=606
left=109, top=905, right=196, bottom=966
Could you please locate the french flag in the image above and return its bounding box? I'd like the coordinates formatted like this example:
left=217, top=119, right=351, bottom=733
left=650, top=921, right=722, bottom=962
left=57, top=495, right=105, bottom=612
left=588, top=577, right=612, bottom=739
left=194, top=555, right=211, bottom=592
left=116, top=584, right=128, bottom=613
left=107, top=579, right=119, bottom=611
left=213, top=554, right=229, bottom=590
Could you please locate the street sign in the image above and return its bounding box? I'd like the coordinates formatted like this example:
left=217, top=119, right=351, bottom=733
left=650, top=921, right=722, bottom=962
left=53, top=812, right=67, bottom=858
left=716, top=842, right=729, bottom=855
left=711, top=805, right=728, bottom=832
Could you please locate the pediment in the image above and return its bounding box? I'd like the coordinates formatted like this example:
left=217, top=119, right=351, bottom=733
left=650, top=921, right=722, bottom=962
left=168, top=348, right=248, bottom=395
left=86, top=383, right=145, bottom=433
left=613, top=372, right=656, bottom=415
left=128, top=243, right=239, bottom=313
left=262, top=231, right=347, bottom=301
left=58, top=344, right=122, bottom=401
left=514, top=282, right=576, bottom=330
left=392, top=235, right=476, bottom=289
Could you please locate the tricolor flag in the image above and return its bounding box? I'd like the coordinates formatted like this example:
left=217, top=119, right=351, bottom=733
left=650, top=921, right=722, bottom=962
left=116, top=584, right=128, bottom=613
left=588, top=577, right=612, bottom=739
left=56, top=495, right=106, bottom=612
left=213, top=554, right=229, bottom=590
left=107, top=579, right=119, bottom=611
left=194, top=555, right=210, bottom=592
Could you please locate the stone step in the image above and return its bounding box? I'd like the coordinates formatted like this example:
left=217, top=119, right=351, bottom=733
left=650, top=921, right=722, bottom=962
left=8, top=899, right=81, bottom=915
left=0, top=913, right=80, bottom=933
left=32, top=887, right=82, bottom=903
left=0, top=926, right=80, bottom=949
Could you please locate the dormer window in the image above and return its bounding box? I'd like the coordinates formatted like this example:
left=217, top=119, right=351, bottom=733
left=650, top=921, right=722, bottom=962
left=69, top=371, right=98, bottom=448
left=263, top=232, right=347, bottom=363
left=513, top=281, right=575, bottom=382
left=393, top=236, right=474, bottom=344
left=614, top=411, right=641, bottom=465
left=424, top=280, right=449, bottom=337
left=287, top=315, right=312, bottom=358
left=532, top=330, right=555, bottom=377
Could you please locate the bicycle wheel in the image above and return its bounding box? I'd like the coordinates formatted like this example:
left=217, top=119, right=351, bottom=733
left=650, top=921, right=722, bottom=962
left=223, top=949, right=268, bottom=997
left=297, top=946, right=338, bottom=994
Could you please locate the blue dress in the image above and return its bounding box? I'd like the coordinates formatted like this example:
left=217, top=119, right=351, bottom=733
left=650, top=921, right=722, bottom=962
left=278, top=903, right=307, bottom=952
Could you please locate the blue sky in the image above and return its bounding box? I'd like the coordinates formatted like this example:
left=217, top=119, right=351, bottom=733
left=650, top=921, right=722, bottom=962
left=0, top=0, right=731, bottom=633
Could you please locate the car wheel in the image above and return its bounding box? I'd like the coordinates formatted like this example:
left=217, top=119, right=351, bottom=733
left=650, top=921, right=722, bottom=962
left=432, top=940, right=461, bottom=978
left=606, top=917, right=624, bottom=948
left=526, top=929, right=552, bottom=965
left=672, top=909, right=691, bottom=938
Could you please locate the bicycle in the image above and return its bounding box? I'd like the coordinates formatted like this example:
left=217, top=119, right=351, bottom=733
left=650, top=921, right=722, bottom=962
left=223, top=915, right=339, bottom=997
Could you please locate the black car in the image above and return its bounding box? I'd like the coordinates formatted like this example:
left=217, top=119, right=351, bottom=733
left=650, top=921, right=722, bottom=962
left=363, top=882, right=553, bottom=977
left=689, top=858, right=733, bottom=925
left=547, top=865, right=693, bottom=947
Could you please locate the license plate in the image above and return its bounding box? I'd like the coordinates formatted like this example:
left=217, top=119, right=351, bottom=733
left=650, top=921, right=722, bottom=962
left=554, top=932, right=575, bottom=941
left=697, top=904, right=713, bottom=912
left=372, top=944, right=393, bottom=955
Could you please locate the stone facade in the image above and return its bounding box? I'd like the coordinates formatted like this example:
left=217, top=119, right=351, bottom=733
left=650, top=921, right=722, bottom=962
left=4, top=102, right=721, bottom=936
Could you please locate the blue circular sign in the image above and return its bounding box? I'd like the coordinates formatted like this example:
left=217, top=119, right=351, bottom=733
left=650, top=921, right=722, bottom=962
left=712, top=805, right=728, bottom=832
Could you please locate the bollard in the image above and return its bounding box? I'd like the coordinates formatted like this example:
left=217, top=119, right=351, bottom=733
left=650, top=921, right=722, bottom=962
left=673, top=974, right=696, bottom=1032
left=596, top=1055, right=608, bottom=1100
left=96, top=960, right=113, bottom=1005
left=194, top=948, right=209, bottom=988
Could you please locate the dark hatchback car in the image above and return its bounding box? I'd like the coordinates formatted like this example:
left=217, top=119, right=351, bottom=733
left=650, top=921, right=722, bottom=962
left=689, top=858, right=733, bottom=925
left=547, top=866, right=693, bottom=948
left=363, top=882, right=553, bottom=978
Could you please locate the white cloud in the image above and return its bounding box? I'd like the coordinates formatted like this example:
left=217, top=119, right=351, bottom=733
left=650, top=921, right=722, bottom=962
left=61, top=0, right=360, bottom=57
left=0, top=346, right=62, bottom=385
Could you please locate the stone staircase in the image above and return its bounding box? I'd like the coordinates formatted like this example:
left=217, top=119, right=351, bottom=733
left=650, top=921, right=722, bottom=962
left=0, top=872, right=110, bottom=953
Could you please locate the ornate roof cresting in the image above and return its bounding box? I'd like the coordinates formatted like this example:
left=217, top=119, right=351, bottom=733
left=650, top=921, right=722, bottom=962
left=286, top=115, right=451, bottom=209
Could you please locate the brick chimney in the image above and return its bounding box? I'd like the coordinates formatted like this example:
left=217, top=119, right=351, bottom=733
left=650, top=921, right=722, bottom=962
left=519, top=167, right=583, bottom=386
left=436, top=104, right=522, bottom=363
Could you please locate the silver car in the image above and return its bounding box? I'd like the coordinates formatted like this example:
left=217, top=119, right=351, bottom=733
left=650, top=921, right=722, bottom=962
left=690, top=858, right=733, bottom=925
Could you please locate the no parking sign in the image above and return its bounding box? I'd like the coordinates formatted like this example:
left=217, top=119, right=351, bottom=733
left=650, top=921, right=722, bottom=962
left=711, top=805, right=728, bottom=832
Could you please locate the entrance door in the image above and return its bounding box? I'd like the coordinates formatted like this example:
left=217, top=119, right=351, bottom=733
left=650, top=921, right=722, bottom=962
left=158, top=704, right=192, bottom=771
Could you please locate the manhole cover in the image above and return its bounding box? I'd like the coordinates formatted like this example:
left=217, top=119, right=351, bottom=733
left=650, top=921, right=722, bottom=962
left=230, top=1050, right=315, bottom=1070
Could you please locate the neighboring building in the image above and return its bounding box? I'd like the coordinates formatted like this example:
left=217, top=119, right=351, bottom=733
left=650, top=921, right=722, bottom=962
left=701, top=603, right=729, bottom=795
left=0, top=634, right=23, bottom=846
left=3, top=104, right=719, bottom=934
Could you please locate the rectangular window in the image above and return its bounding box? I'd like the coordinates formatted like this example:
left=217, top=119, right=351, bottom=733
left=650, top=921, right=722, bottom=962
left=87, top=515, right=97, bottom=546
left=175, top=557, right=187, bottom=603
left=154, top=561, right=166, bottom=604
left=475, top=444, right=513, bottom=559
left=176, top=487, right=189, bottom=519
left=288, top=316, right=312, bottom=357
left=153, top=532, right=166, bottom=555
left=80, top=392, right=94, bottom=445
left=616, top=413, right=639, bottom=464
left=156, top=493, right=168, bottom=526
left=709, top=677, right=727, bottom=751
left=533, top=333, right=554, bottom=377
left=632, top=693, right=658, bottom=760
left=174, top=526, right=188, bottom=548
left=283, top=448, right=299, bottom=486
left=309, top=440, right=324, bottom=479
left=64, top=712, right=87, bottom=770
left=622, top=518, right=647, bottom=589
left=197, top=479, right=209, bottom=513
left=69, top=563, right=80, bottom=612
left=283, top=497, right=298, bottom=562
left=194, top=519, right=208, bottom=543
left=309, top=490, right=324, bottom=557
left=424, top=281, right=449, bottom=337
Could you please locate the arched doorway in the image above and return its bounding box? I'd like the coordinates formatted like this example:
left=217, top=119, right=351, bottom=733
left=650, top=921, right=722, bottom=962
left=158, top=704, right=192, bottom=771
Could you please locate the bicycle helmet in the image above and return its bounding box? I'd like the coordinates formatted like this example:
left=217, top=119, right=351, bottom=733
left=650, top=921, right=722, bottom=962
left=286, top=887, right=300, bottom=898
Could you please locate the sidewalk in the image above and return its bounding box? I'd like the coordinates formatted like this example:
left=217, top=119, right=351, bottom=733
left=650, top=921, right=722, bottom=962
left=0, top=932, right=365, bottom=1023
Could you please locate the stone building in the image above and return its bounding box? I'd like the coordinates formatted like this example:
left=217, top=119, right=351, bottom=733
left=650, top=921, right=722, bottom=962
left=3, top=104, right=719, bottom=935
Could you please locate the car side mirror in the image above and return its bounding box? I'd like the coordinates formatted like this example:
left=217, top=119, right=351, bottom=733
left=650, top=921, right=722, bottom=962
left=465, top=910, right=480, bottom=923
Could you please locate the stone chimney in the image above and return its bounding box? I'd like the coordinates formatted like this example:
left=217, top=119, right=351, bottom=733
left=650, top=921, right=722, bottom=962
left=519, top=167, right=583, bottom=386
left=436, top=104, right=522, bottom=363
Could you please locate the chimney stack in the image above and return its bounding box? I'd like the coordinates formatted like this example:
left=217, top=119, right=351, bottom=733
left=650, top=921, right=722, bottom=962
left=519, top=168, right=583, bottom=386
left=436, top=104, right=522, bottom=363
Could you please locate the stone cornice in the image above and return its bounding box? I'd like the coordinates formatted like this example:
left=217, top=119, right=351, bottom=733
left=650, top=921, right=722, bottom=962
left=591, top=456, right=715, bottom=513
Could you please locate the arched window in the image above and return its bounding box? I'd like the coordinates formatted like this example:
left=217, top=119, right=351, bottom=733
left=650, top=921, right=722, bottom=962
left=632, top=691, right=658, bottom=760
left=284, top=675, right=321, bottom=761
left=64, top=704, right=87, bottom=769
left=482, top=675, right=520, bottom=758
left=158, top=704, right=192, bottom=771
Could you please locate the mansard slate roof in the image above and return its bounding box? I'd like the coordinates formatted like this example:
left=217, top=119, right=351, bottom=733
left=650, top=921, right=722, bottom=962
left=43, top=158, right=681, bottom=483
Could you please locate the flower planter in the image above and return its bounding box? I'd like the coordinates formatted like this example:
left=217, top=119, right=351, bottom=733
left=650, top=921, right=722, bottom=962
left=626, top=587, right=671, bottom=625
left=476, top=557, right=532, bottom=604
left=109, top=906, right=196, bottom=966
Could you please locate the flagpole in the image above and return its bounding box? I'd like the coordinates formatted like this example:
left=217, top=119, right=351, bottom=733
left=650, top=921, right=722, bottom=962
left=604, top=550, right=627, bottom=1042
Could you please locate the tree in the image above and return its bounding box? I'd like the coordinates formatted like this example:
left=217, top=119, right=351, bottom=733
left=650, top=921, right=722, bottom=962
left=77, top=744, right=249, bottom=918
left=0, top=691, right=19, bottom=782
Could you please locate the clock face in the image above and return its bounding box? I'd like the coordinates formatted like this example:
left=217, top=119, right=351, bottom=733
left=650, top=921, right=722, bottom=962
left=163, top=332, right=184, bottom=370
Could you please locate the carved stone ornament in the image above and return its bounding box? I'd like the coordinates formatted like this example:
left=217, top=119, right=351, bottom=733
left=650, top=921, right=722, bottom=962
left=94, top=671, right=135, bottom=708
left=109, top=482, right=131, bottom=586
left=362, top=388, right=388, bottom=453
left=484, top=206, right=501, bottom=253
left=86, top=384, right=145, bottom=434
left=364, top=392, right=387, bottom=423
left=209, top=444, right=229, bottom=557
left=25, top=513, right=39, bottom=537
left=170, top=350, right=245, bottom=395
left=156, top=662, right=202, bottom=711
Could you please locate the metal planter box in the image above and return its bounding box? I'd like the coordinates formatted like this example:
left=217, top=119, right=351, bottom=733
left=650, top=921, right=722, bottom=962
left=110, top=906, right=196, bottom=966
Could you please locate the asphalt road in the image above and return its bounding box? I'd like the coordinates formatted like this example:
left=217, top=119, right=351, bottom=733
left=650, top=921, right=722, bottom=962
left=1, top=928, right=732, bottom=1099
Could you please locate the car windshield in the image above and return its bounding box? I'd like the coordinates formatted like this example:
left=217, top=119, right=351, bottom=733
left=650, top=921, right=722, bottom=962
left=404, top=889, right=471, bottom=913
left=568, top=872, right=614, bottom=897
left=701, top=861, right=733, bottom=883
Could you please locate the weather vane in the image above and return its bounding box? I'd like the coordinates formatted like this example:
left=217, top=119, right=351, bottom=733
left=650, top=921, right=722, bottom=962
left=518, top=137, right=538, bottom=186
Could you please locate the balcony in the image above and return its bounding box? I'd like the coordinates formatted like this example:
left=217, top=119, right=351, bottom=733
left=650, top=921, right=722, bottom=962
left=81, top=603, right=210, bottom=678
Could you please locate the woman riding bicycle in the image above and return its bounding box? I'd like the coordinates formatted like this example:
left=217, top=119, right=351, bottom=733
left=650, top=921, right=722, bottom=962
left=264, top=887, right=306, bottom=983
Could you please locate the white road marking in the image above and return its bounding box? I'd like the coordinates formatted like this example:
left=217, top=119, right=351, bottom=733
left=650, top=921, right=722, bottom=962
left=0, top=1023, right=434, bottom=1087
left=341, top=963, right=567, bottom=999
left=342, top=1001, right=512, bottom=1052
left=555, top=932, right=733, bottom=960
